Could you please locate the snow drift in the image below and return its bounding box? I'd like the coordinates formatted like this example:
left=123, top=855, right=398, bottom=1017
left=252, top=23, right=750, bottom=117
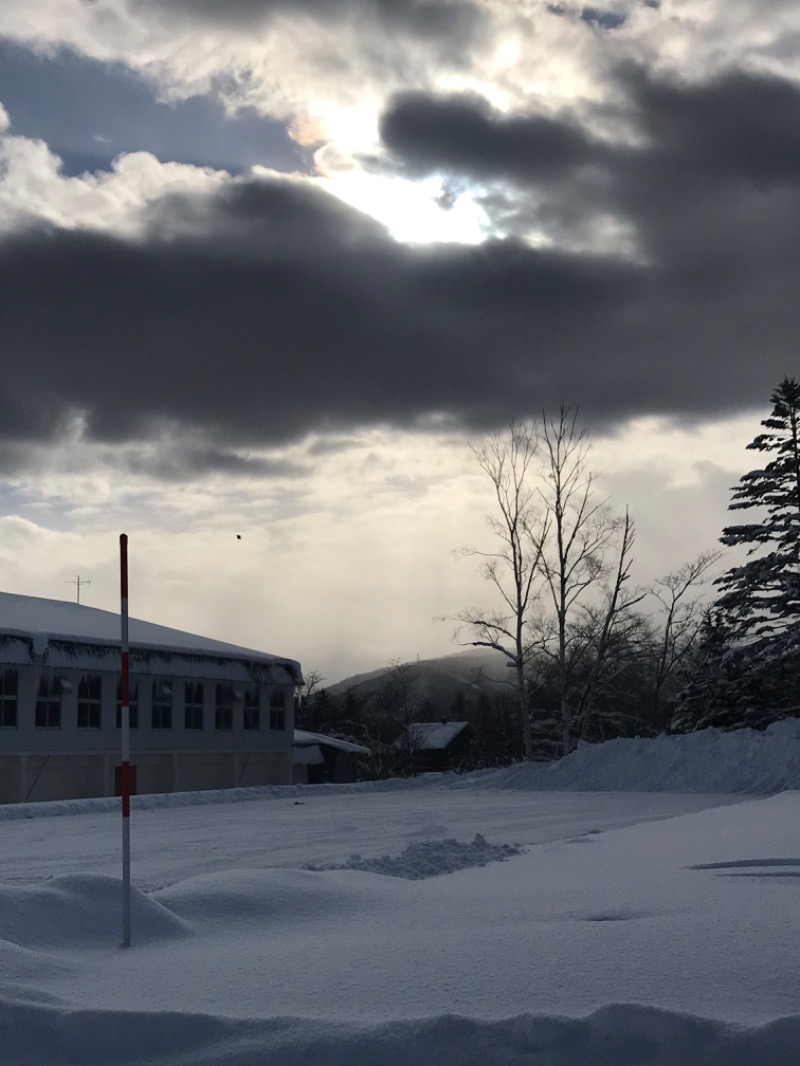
left=3, top=999, right=800, bottom=1066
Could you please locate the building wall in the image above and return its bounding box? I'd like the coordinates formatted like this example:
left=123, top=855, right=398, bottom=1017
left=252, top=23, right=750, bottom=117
left=0, top=663, right=293, bottom=756
left=0, top=656, right=296, bottom=803
left=0, top=750, right=292, bottom=804
left=410, top=732, right=474, bottom=775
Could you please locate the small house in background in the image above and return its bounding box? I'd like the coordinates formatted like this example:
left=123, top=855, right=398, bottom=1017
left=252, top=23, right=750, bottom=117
left=292, top=729, right=370, bottom=784
left=398, top=720, right=474, bottom=775
left=0, top=592, right=302, bottom=804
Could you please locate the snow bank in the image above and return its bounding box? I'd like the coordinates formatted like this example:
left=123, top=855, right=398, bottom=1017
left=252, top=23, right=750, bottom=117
left=0, top=778, right=430, bottom=821
left=304, top=833, right=522, bottom=879
left=0, top=784, right=342, bottom=821
left=461, top=719, right=800, bottom=795
left=3, top=999, right=799, bottom=1066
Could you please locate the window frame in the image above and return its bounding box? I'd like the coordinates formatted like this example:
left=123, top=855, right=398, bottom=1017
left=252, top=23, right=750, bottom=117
left=269, top=708, right=286, bottom=731
left=184, top=680, right=204, bottom=730
left=215, top=683, right=234, bottom=731
left=151, top=681, right=173, bottom=731
left=269, top=706, right=286, bottom=733
left=269, top=687, right=286, bottom=731
left=77, top=674, right=103, bottom=729
left=243, top=686, right=260, bottom=731
left=35, top=673, right=62, bottom=729
left=0, top=667, right=18, bottom=728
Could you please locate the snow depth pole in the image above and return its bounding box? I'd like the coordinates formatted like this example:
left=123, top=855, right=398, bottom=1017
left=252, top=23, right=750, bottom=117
left=120, top=533, right=132, bottom=948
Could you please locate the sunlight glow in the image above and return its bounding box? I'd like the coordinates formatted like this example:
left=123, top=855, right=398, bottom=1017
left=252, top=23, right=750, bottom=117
left=318, top=170, right=489, bottom=245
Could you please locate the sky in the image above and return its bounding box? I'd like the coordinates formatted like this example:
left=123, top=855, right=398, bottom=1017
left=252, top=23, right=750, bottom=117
left=0, top=0, right=796, bottom=682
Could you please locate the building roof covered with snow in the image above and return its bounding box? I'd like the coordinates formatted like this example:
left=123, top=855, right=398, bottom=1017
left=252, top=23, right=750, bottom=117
left=0, top=592, right=302, bottom=686
left=408, top=721, right=471, bottom=751
left=293, top=729, right=371, bottom=756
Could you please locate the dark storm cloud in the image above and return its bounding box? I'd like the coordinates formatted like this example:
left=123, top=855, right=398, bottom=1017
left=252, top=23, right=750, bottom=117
left=2, top=83, right=799, bottom=486
left=380, top=91, right=603, bottom=184
left=0, top=39, right=303, bottom=176
left=619, top=64, right=800, bottom=185
left=381, top=66, right=800, bottom=189
left=122, top=444, right=306, bottom=481
left=130, top=0, right=485, bottom=49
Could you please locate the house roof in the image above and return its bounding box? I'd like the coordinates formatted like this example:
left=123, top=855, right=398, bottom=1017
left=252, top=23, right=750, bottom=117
left=293, top=729, right=371, bottom=756
left=0, top=592, right=302, bottom=683
left=407, top=721, right=471, bottom=751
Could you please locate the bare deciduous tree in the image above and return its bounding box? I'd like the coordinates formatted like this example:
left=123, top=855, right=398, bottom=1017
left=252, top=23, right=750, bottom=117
left=455, top=408, right=641, bottom=758
left=648, top=551, right=722, bottom=723
left=534, top=406, right=642, bottom=754
left=573, top=509, right=645, bottom=741
left=302, top=670, right=326, bottom=703
left=453, top=422, right=548, bottom=759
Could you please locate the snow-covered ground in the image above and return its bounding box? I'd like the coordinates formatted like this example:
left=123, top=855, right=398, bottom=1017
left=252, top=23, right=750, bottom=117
left=4, top=723, right=800, bottom=1064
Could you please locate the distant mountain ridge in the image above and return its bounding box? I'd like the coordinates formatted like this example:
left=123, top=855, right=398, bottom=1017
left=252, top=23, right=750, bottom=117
left=325, top=649, right=514, bottom=712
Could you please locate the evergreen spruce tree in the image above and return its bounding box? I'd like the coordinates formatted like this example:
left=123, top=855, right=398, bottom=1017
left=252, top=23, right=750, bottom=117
left=671, top=609, right=767, bottom=731
left=716, top=376, right=800, bottom=641
left=677, top=378, right=800, bottom=730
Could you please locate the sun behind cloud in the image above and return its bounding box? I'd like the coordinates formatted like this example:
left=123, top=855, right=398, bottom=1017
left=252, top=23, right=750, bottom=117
left=319, top=168, right=489, bottom=245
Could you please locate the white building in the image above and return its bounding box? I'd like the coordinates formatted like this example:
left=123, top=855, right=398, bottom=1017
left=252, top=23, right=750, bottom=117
left=0, top=592, right=303, bottom=804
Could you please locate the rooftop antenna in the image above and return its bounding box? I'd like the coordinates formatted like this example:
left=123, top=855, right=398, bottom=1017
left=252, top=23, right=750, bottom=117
left=66, top=575, right=91, bottom=605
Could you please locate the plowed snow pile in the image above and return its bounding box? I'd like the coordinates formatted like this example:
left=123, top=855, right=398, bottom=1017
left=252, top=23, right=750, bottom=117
left=304, top=833, right=523, bottom=878
left=464, top=719, right=800, bottom=795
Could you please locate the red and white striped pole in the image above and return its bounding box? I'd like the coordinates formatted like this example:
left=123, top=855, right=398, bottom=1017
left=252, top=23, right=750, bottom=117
left=120, top=533, right=131, bottom=947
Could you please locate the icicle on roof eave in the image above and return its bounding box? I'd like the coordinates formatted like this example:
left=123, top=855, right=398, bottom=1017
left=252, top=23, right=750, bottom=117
left=0, top=628, right=303, bottom=685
